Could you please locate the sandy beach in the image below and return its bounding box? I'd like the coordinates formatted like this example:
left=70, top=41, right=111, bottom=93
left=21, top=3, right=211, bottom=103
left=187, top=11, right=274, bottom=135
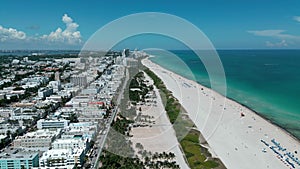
left=130, top=72, right=189, bottom=169
left=142, top=58, right=300, bottom=169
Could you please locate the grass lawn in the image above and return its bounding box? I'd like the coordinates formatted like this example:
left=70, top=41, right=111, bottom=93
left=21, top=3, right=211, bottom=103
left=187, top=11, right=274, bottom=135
left=180, top=129, right=219, bottom=169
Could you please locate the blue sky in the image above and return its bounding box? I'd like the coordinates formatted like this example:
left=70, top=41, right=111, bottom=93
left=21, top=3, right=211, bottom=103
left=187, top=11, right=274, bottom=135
left=1, top=0, right=300, bottom=50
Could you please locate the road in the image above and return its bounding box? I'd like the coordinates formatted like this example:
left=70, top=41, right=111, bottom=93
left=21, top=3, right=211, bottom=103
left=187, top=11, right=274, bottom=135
left=92, top=67, right=129, bottom=169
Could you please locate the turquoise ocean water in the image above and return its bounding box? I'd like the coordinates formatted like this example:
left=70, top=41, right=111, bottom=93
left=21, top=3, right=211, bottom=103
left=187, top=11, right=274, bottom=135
left=149, top=50, right=300, bottom=139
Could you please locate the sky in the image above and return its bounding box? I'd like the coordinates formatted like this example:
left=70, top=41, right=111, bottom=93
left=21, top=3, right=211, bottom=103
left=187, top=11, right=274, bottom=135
left=1, top=0, right=300, bottom=50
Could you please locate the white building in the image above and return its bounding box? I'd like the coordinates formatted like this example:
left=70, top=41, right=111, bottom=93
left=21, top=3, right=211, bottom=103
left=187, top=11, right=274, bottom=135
left=52, top=137, right=87, bottom=151
left=0, top=108, right=21, bottom=118
left=46, top=95, right=62, bottom=102
left=39, top=148, right=84, bottom=168
left=11, top=59, right=20, bottom=64
left=38, top=87, right=53, bottom=99
left=13, top=129, right=61, bottom=151
left=9, top=107, right=39, bottom=120
left=81, top=88, right=98, bottom=95
left=48, top=81, right=61, bottom=93
left=63, top=122, right=98, bottom=141
left=37, top=119, right=69, bottom=129
left=23, top=57, right=28, bottom=62
left=70, top=74, right=87, bottom=87
left=65, top=95, right=91, bottom=107
left=54, top=71, right=60, bottom=81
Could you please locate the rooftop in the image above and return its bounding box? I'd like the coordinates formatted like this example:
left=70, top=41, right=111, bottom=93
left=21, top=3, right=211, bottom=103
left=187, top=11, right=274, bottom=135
left=16, top=129, right=60, bottom=139
left=40, top=148, right=83, bottom=160
left=0, top=148, right=38, bottom=160
left=52, top=137, right=85, bottom=144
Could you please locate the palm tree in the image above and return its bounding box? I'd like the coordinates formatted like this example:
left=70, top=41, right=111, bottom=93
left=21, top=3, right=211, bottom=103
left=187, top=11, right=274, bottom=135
left=162, top=151, right=167, bottom=159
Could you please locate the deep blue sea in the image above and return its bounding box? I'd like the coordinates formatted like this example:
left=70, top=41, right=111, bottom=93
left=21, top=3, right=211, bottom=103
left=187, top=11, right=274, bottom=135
left=149, top=50, right=300, bottom=139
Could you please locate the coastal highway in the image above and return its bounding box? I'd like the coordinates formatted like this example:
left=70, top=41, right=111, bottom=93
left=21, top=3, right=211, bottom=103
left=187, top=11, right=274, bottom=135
left=93, top=67, right=129, bottom=169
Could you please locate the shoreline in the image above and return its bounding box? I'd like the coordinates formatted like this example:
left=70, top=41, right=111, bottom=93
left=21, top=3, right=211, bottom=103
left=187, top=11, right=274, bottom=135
left=227, top=97, right=300, bottom=142
left=150, top=57, right=300, bottom=142
left=142, top=57, right=300, bottom=169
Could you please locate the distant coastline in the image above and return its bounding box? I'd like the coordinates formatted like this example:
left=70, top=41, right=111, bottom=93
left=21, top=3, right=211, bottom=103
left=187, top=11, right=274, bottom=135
left=0, top=50, right=80, bottom=57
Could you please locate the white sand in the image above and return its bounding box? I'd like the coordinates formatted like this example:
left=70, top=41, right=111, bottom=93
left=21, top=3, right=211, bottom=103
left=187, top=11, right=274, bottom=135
left=142, top=58, right=300, bottom=169
left=130, top=72, right=189, bottom=169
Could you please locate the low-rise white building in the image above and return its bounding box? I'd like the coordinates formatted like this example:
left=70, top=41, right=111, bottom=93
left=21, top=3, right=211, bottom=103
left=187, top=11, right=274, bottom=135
left=39, top=148, right=84, bottom=168
left=13, top=129, right=61, bottom=151
left=65, top=95, right=91, bottom=107
left=63, top=122, right=98, bottom=141
left=52, top=137, right=88, bottom=151
left=37, top=119, right=69, bottom=129
left=46, top=95, right=62, bottom=102
left=0, top=108, right=21, bottom=118
left=38, top=87, right=53, bottom=99
left=48, top=81, right=61, bottom=93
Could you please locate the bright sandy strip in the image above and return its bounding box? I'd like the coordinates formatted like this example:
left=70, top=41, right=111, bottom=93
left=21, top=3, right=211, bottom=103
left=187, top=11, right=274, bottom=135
left=142, top=58, right=300, bottom=169
left=130, top=72, right=189, bottom=169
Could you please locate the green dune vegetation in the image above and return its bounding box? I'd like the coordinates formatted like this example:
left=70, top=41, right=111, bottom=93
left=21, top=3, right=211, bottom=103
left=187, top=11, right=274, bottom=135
left=144, top=68, right=225, bottom=169
left=100, top=65, right=181, bottom=169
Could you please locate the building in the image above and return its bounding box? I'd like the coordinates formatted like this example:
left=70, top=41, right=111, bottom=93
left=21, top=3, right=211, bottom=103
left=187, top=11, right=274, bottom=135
left=38, top=87, right=53, bottom=99
left=37, top=119, right=69, bottom=129
left=0, top=108, right=21, bottom=118
left=52, top=137, right=88, bottom=151
left=39, top=148, right=84, bottom=168
left=65, top=95, right=91, bottom=107
left=48, top=81, right=61, bottom=93
left=0, top=93, right=5, bottom=100
left=13, top=129, right=61, bottom=151
left=81, top=88, right=98, bottom=95
left=63, top=122, right=98, bottom=141
left=11, top=59, right=20, bottom=64
left=23, top=57, right=28, bottom=62
left=70, top=75, right=87, bottom=87
left=0, top=149, right=39, bottom=169
left=46, top=95, right=62, bottom=102
left=122, top=48, right=130, bottom=57
left=9, top=107, right=39, bottom=120
left=54, top=71, right=60, bottom=81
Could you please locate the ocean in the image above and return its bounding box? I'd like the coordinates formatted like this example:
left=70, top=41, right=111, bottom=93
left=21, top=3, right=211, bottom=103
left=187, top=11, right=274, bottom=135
left=148, top=50, right=300, bottom=139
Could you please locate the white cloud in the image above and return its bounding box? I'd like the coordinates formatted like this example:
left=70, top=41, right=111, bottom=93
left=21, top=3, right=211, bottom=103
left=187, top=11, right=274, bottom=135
left=62, top=14, right=73, bottom=23
left=266, top=40, right=288, bottom=47
left=0, top=14, right=82, bottom=49
left=293, top=16, right=300, bottom=22
left=247, top=30, right=299, bottom=39
left=41, top=14, right=82, bottom=44
left=0, top=25, right=26, bottom=42
left=248, top=29, right=300, bottom=48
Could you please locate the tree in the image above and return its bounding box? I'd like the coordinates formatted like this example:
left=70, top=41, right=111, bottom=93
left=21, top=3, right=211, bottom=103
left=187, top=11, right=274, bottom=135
left=6, top=130, right=11, bottom=139
left=68, top=113, right=79, bottom=123
left=135, top=142, right=143, bottom=150
left=10, top=95, right=19, bottom=102
left=13, top=86, right=25, bottom=91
